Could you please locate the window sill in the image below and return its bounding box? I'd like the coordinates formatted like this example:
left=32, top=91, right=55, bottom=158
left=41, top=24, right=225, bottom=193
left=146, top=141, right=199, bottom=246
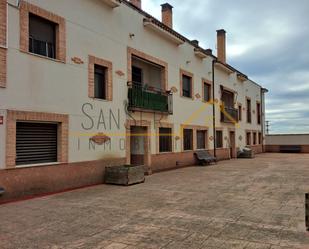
left=202, top=100, right=212, bottom=104
left=180, top=95, right=194, bottom=100
left=90, top=97, right=111, bottom=102
left=21, top=50, right=65, bottom=64
left=8, top=162, right=62, bottom=170
left=158, top=151, right=173, bottom=155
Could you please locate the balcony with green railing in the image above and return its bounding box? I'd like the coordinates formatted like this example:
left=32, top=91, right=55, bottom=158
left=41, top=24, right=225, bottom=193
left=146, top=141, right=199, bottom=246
left=220, top=105, right=239, bottom=123
left=128, top=82, right=173, bottom=114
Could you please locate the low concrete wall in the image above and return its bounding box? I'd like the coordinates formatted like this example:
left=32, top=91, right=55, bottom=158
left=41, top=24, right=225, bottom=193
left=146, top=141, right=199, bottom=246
left=0, top=158, right=125, bottom=203
left=0, top=147, right=263, bottom=203
left=266, top=134, right=309, bottom=153
left=151, top=149, right=231, bottom=173
left=266, top=145, right=309, bottom=153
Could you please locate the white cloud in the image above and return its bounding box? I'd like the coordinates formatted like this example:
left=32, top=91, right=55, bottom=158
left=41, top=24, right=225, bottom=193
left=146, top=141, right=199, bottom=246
left=142, top=0, right=309, bottom=133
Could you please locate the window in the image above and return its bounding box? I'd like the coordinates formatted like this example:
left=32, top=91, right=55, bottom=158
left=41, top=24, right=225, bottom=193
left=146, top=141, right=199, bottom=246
left=20, top=1, right=66, bottom=62
left=253, top=132, right=257, bottom=145
left=89, top=56, right=113, bottom=101
left=221, top=90, right=234, bottom=108
left=246, top=132, right=251, bottom=146
left=29, top=14, right=56, bottom=59
left=216, top=130, right=223, bottom=148
left=247, top=98, right=252, bottom=123
left=183, top=129, right=193, bottom=150
left=221, top=89, right=237, bottom=122
left=203, top=82, right=211, bottom=102
left=258, top=132, right=262, bottom=145
left=159, top=128, right=172, bottom=153
left=238, top=105, right=242, bottom=121
left=132, top=66, right=143, bottom=85
left=6, top=110, right=68, bottom=168
left=182, top=75, right=192, bottom=98
left=197, top=130, right=207, bottom=149
left=94, top=64, right=107, bottom=100
left=16, top=122, right=58, bottom=165
left=257, top=102, right=261, bottom=124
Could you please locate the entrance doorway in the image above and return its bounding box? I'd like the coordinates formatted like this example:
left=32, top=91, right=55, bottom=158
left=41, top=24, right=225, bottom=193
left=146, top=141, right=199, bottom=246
left=130, top=126, right=147, bottom=166
left=229, top=131, right=236, bottom=158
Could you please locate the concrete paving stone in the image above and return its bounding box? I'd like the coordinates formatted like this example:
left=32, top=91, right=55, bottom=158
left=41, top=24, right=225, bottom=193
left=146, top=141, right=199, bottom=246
left=221, top=238, right=249, bottom=249
left=245, top=227, right=282, bottom=245
left=245, top=242, right=272, bottom=249
left=102, top=242, right=128, bottom=249
left=218, top=222, right=254, bottom=240
left=1, top=154, right=309, bottom=248
left=202, top=236, right=225, bottom=247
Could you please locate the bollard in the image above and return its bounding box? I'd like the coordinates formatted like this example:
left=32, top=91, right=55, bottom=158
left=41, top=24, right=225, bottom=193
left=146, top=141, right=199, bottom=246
left=305, top=193, right=309, bottom=231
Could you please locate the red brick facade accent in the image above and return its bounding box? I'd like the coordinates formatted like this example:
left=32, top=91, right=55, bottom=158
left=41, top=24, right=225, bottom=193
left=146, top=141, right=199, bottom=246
left=88, top=55, right=113, bottom=101
left=180, top=69, right=194, bottom=99
left=20, top=1, right=66, bottom=62
left=249, top=145, right=263, bottom=154
left=151, top=148, right=230, bottom=172
left=0, top=0, right=6, bottom=46
left=0, top=157, right=126, bottom=203
left=0, top=0, right=7, bottom=88
left=6, top=110, right=69, bottom=168
left=71, top=57, right=84, bottom=64
left=127, top=47, right=168, bottom=91
left=0, top=48, right=6, bottom=88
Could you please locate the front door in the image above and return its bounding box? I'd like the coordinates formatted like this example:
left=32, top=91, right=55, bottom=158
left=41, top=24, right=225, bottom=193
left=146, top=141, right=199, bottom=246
left=229, top=131, right=236, bottom=158
left=130, top=126, right=146, bottom=166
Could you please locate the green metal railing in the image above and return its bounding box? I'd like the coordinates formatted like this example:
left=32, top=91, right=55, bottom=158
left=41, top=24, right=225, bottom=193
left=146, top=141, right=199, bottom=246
left=128, top=82, right=172, bottom=114
left=220, top=105, right=239, bottom=123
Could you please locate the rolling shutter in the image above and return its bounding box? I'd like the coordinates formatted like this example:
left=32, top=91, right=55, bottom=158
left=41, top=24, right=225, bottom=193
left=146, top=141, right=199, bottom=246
left=16, top=122, right=58, bottom=165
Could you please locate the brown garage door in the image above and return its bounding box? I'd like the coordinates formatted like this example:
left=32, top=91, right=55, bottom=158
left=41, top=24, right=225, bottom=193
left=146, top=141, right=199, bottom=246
left=16, top=122, right=58, bottom=165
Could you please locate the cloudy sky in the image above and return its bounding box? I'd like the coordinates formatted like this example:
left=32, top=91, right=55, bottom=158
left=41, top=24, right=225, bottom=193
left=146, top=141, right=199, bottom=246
left=142, top=0, right=309, bottom=134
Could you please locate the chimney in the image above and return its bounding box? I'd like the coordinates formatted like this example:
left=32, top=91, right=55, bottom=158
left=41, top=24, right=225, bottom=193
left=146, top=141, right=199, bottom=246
left=161, top=3, right=173, bottom=28
left=130, top=0, right=141, bottom=9
left=217, top=29, right=226, bottom=63
left=191, top=40, right=199, bottom=47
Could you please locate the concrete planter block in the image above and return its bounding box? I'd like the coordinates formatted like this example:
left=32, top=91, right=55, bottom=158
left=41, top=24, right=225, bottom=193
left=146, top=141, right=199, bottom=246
left=104, top=165, right=145, bottom=186
left=237, top=147, right=255, bottom=158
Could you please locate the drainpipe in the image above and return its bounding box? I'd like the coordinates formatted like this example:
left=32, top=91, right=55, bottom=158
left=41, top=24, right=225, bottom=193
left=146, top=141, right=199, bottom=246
left=260, top=87, right=268, bottom=152
left=212, top=59, right=217, bottom=158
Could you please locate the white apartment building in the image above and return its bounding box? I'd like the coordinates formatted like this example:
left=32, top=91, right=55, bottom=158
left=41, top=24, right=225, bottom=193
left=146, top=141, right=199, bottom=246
left=0, top=0, right=267, bottom=201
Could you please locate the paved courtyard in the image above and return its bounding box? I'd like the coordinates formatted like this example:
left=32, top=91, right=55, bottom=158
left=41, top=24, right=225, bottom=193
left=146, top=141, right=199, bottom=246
left=1, top=153, right=309, bottom=249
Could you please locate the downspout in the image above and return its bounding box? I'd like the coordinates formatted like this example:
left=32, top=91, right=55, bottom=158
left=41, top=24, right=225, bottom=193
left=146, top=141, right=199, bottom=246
left=260, top=88, right=264, bottom=152
left=260, top=87, right=268, bottom=152
left=212, top=59, right=217, bottom=158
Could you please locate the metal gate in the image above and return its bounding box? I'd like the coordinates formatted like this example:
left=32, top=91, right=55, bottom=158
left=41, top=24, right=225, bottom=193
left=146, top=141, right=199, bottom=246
left=16, top=122, right=58, bottom=165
